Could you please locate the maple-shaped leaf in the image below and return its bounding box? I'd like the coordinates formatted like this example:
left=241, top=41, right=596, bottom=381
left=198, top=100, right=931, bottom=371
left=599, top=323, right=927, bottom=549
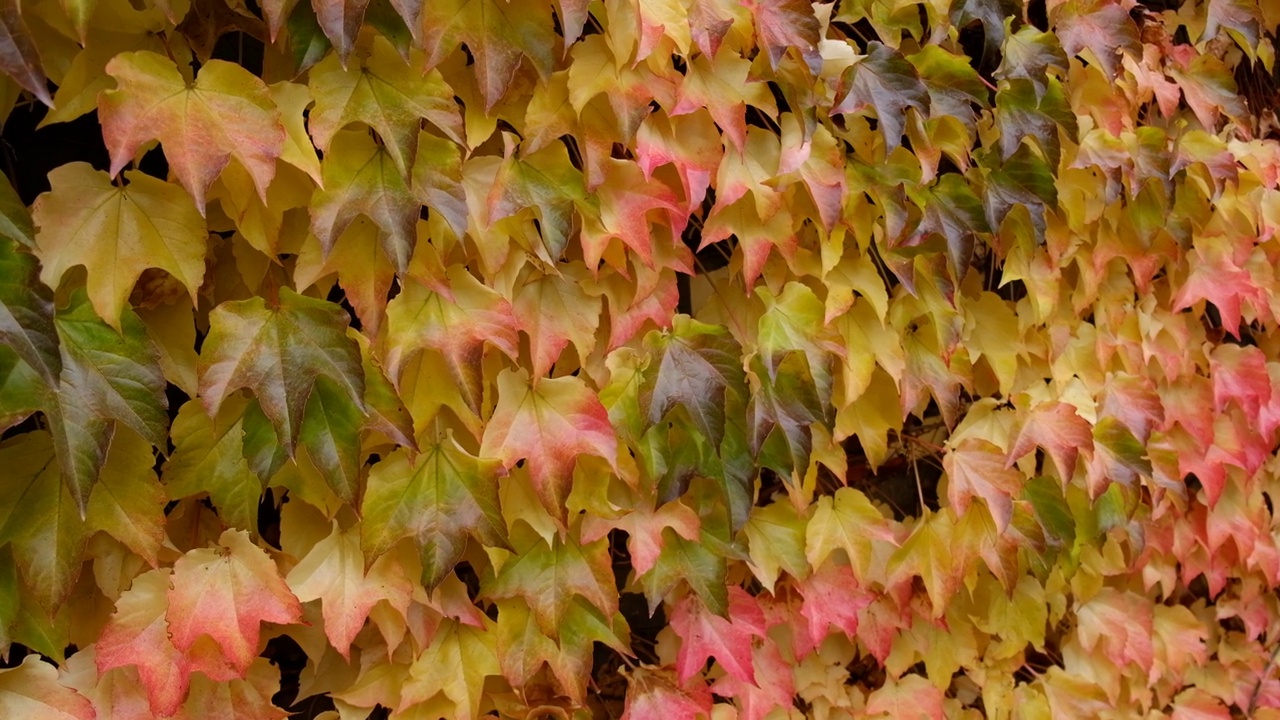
left=995, top=78, right=1076, bottom=168
left=412, top=131, right=469, bottom=240
left=182, top=657, right=288, bottom=720
left=983, top=141, right=1057, bottom=237
left=798, top=562, right=872, bottom=649
left=1075, top=587, right=1154, bottom=673
left=908, top=45, right=990, bottom=129
left=671, top=52, right=776, bottom=152
left=99, top=51, right=285, bottom=212
left=742, top=0, right=820, bottom=74
left=310, top=129, right=418, bottom=274
left=309, top=34, right=463, bottom=178
left=1172, top=235, right=1264, bottom=336
left=743, top=500, right=807, bottom=592
left=748, top=351, right=823, bottom=475
left=295, top=216, right=396, bottom=338
left=581, top=159, right=685, bottom=270
left=488, top=531, right=618, bottom=635
left=1054, top=0, right=1138, bottom=77
left=488, top=142, right=591, bottom=261
left=403, top=620, right=499, bottom=720
left=419, top=0, right=555, bottom=110
left=362, top=441, right=507, bottom=589
left=298, top=375, right=364, bottom=505
left=712, top=640, right=795, bottom=720
left=996, top=25, right=1068, bottom=99
left=1007, top=401, right=1094, bottom=484
left=199, top=288, right=365, bottom=456
left=512, top=264, right=602, bottom=380
left=32, top=163, right=206, bottom=331
left=835, top=42, right=930, bottom=151
left=384, top=268, right=520, bottom=413
left=86, top=428, right=167, bottom=567
left=622, top=665, right=713, bottom=720
left=0, top=432, right=89, bottom=613
left=97, top=568, right=190, bottom=716
left=865, top=673, right=944, bottom=720
left=671, top=586, right=766, bottom=684
left=889, top=510, right=971, bottom=617
left=805, top=487, right=897, bottom=582
left=945, top=437, right=1024, bottom=532
left=0, top=655, right=93, bottom=720
left=167, top=529, right=303, bottom=676
left=701, top=198, right=797, bottom=288
left=63, top=647, right=156, bottom=720
left=0, top=236, right=58, bottom=386
left=635, top=111, right=723, bottom=213
left=639, top=315, right=747, bottom=449
left=163, top=399, right=264, bottom=534
left=480, top=368, right=618, bottom=516
left=287, top=520, right=413, bottom=658
left=757, top=282, right=842, bottom=409
left=48, top=289, right=168, bottom=514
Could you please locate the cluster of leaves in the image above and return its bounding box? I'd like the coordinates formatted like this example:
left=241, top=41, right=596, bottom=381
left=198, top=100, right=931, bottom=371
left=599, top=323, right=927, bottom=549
left=0, top=0, right=1278, bottom=713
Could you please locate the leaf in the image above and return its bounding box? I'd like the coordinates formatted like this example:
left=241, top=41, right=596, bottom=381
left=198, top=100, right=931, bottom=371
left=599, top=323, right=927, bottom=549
left=411, top=131, right=469, bottom=239
left=0, top=172, right=32, bottom=247
left=182, top=657, right=288, bottom=720
left=488, top=533, right=617, bottom=635
left=32, top=163, right=207, bottom=331
left=0, top=0, right=51, bottom=107
left=309, top=129, right=418, bottom=274
left=286, top=521, right=413, bottom=658
left=945, top=437, right=1024, bottom=532
left=743, top=500, right=807, bottom=592
left=85, top=428, right=167, bottom=567
left=622, top=665, right=713, bottom=720
left=671, top=52, right=776, bottom=152
left=384, top=268, right=520, bottom=413
left=163, top=398, right=263, bottom=533
left=798, top=562, right=871, bottom=649
left=995, top=77, right=1076, bottom=168
left=748, top=351, right=823, bottom=475
left=639, top=315, right=747, bottom=449
left=311, top=0, right=371, bottom=61
left=0, top=655, right=94, bottom=720
left=48, top=289, right=168, bottom=515
left=96, top=568, right=190, bottom=716
left=511, top=264, right=602, bottom=380
left=996, top=25, right=1068, bottom=99
left=199, top=288, right=365, bottom=455
left=167, top=528, right=303, bottom=676
left=1007, top=402, right=1094, bottom=484
left=480, top=368, right=618, bottom=517
left=865, top=673, right=944, bottom=720
left=1075, top=587, right=1154, bottom=673
left=488, top=142, right=590, bottom=261
left=805, top=487, right=897, bottom=582
left=835, top=41, right=930, bottom=151
left=0, top=236, right=58, bottom=385
left=308, top=34, right=463, bottom=178
left=362, top=441, right=507, bottom=589
left=890, top=510, right=969, bottom=617
left=298, top=375, right=364, bottom=505
left=670, top=586, right=765, bottom=684
left=403, top=621, right=499, bottom=720
left=99, top=51, right=285, bottom=212
left=742, top=0, right=821, bottom=74
left=1054, top=0, right=1138, bottom=77
left=950, top=0, right=1020, bottom=60
left=0, top=432, right=89, bottom=612
left=419, top=0, right=555, bottom=110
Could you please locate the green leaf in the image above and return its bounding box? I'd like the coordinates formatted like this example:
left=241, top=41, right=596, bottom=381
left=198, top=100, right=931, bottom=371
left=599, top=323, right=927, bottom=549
left=984, top=141, right=1058, bottom=238
left=363, top=440, right=506, bottom=589
left=995, top=77, right=1076, bottom=168
left=86, top=428, right=166, bottom=567
left=639, top=316, right=747, bottom=449
left=996, top=24, right=1068, bottom=100
left=834, top=41, right=929, bottom=151
left=299, top=376, right=364, bottom=505
left=164, top=398, right=263, bottom=533
left=48, top=289, right=168, bottom=515
left=0, top=432, right=88, bottom=612
left=908, top=45, right=990, bottom=128
left=0, top=173, right=33, bottom=248
left=0, top=348, right=42, bottom=432
left=0, top=236, right=58, bottom=385
left=487, top=531, right=617, bottom=635
left=199, top=287, right=366, bottom=455
left=916, top=174, right=990, bottom=280
left=748, top=351, right=822, bottom=476
left=1024, top=475, right=1075, bottom=549
left=488, top=142, right=591, bottom=261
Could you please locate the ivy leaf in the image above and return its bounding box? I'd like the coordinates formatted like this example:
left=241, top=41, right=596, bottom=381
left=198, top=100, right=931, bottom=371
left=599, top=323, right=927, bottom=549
left=309, top=130, right=418, bottom=274
left=1007, top=402, right=1094, bottom=484
left=99, top=51, right=285, bottom=212
left=950, top=0, right=1020, bottom=61
left=835, top=42, right=930, bottom=152
left=511, top=265, right=602, bottom=380
left=412, top=131, right=469, bottom=239
left=32, top=163, right=207, bottom=331
left=1054, top=0, right=1139, bottom=77
left=299, top=376, right=364, bottom=505
left=995, top=78, right=1076, bottom=168
left=403, top=621, right=500, bottom=720
left=866, top=674, right=944, bottom=720
left=199, top=288, right=366, bottom=457
left=0, top=655, right=94, bottom=720
left=182, top=657, right=288, bottom=720
left=85, top=428, right=167, bottom=567
left=488, top=533, right=618, bottom=635
left=488, top=142, right=590, bottom=262
left=167, top=529, right=303, bottom=676
left=420, top=0, right=555, bottom=110
left=362, top=441, right=507, bottom=590
left=996, top=25, right=1069, bottom=99
left=945, top=437, right=1024, bottom=532
left=384, top=268, right=521, bottom=414
left=0, top=431, right=89, bottom=612
left=670, top=587, right=765, bottom=683
left=916, top=174, right=990, bottom=280
left=308, top=34, right=463, bottom=178
left=0, top=172, right=32, bottom=248
left=480, top=368, right=618, bottom=517
left=639, top=316, right=747, bottom=449
left=748, top=351, right=822, bottom=475
left=163, top=399, right=263, bottom=534
left=622, top=666, right=713, bottom=720
left=286, top=521, right=413, bottom=658
left=0, top=236, right=59, bottom=386
left=742, top=0, right=821, bottom=74
left=984, top=141, right=1058, bottom=237
left=805, top=487, right=897, bottom=582
left=48, top=289, right=168, bottom=515
left=96, top=568, right=190, bottom=716
left=0, top=0, right=52, bottom=107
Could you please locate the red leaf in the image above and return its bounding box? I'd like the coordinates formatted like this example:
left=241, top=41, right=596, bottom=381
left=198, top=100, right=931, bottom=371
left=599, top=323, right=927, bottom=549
left=946, top=437, right=1024, bottom=532
left=798, top=563, right=872, bottom=649
left=1007, top=401, right=1094, bottom=484
left=671, top=587, right=766, bottom=685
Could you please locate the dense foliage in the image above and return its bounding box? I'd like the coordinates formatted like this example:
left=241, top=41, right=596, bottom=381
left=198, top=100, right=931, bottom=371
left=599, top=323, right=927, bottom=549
left=0, top=0, right=1277, bottom=715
